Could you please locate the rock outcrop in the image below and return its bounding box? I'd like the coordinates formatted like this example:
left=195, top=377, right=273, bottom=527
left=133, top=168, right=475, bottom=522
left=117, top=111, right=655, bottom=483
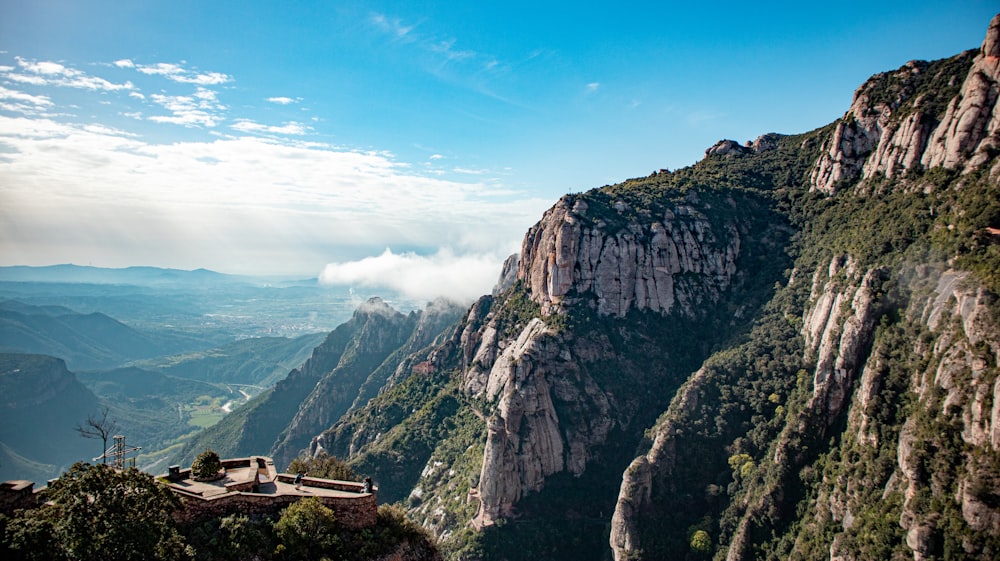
left=517, top=194, right=741, bottom=317
left=609, top=367, right=710, bottom=561
left=810, top=14, right=1000, bottom=193
left=801, top=257, right=882, bottom=423
left=468, top=318, right=613, bottom=526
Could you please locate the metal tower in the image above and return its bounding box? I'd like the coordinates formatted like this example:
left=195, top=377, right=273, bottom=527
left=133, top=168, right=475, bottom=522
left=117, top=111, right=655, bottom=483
left=94, top=435, right=142, bottom=469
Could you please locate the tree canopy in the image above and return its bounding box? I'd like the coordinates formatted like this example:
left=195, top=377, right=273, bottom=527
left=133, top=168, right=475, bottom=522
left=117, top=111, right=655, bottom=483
left=1, top=462, right=190, bottom=561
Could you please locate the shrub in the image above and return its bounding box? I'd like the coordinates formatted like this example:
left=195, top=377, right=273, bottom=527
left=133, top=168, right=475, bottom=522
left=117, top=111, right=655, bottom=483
left=272, top=498, right=339, bottom=557
left=286, top=452, right=356, bottom=481
left=191, top=449, right=223, bottom=481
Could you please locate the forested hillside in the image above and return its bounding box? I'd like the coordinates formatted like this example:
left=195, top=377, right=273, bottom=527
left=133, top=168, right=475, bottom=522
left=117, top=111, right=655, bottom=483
left=3, top=12, right=998, bottom=561
left=263, top=14, right=1000, bottom=561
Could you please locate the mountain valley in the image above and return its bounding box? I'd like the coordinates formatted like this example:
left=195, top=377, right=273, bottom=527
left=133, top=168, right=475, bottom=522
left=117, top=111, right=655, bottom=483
left=3, top=12, right=1000, bottom=561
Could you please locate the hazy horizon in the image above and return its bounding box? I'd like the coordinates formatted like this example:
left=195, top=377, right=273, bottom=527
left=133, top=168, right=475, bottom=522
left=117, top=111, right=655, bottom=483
left=2, top=1, right=997, bottom=300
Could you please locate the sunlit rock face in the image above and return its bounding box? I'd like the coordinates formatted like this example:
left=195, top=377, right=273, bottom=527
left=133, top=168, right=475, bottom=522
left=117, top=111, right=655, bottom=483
left=517, top=193, right=741, bottom=318
left=811, top=13, right=1000, bottom=194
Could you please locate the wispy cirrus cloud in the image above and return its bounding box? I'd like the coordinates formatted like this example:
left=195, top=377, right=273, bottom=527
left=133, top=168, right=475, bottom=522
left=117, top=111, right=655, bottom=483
left=231, top=118, right=310, bottom=135
left=115, top=59, right=233, bottom=85
left=369, top=12, right=506, bottom=78
left=148, top=87, right=226, bottom=127
left=371, top=13, right=416, bottom=40
left=429, top=39, right=477, bottom=62
left=8, top=57, right=134, bottom=91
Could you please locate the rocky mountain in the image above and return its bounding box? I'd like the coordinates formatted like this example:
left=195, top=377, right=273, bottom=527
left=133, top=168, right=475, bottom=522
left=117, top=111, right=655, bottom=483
left=607, top=16, right=1000, bottom=561
left=0, top=300, right=211, bottom=371
left=0, top=353, right=101, bottom=482
left=174, top=297, right=466, bottom=467
left=129, top=332, right=326, bottom=388
left=171, top=13, right=1000, bottom=561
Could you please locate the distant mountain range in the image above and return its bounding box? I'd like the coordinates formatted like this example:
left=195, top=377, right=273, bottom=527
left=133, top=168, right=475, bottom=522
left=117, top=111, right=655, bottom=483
left=0, top=264, right=309, bottom=287
left=0, top=300, right=213, bottom=371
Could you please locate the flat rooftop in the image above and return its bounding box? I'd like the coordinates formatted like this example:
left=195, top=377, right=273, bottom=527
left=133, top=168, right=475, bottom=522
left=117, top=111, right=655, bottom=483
left=163, top=456, right=373, bottom=501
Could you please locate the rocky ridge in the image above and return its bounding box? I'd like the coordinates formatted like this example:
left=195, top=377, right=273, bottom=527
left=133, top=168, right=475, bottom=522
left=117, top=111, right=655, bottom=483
left=608, top=15, right=1000, bottom=561
left=810, top=14, right=1000, bottom=194
left=518, top=192, right=741, bottom=318
left=199, top=12, right=1000, bottom=561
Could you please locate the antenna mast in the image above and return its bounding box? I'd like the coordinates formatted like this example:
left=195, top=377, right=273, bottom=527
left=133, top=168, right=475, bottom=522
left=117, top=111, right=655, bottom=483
left=94, top=435, right=142, bottom=469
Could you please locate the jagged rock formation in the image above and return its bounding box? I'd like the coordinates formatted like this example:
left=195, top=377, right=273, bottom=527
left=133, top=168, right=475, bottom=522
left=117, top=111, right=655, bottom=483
left=518, top=193, right=741, bottom=317
left=705, top=134, right=784, bottom=158
left=811, top=14, right=1000, bottom=193
left=174, top=298, right=464, bottom=468
left=467, top=317, right=613, bottom=526
left=493, top=254, right=519, bottom=296
left=171, top=12, right=1000, bottom=561
left=280, top=297, right=463, bottom=466
left=799, top=256, right=882, bottom=424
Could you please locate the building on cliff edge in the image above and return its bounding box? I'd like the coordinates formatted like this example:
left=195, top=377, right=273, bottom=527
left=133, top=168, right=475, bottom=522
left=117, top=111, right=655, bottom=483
left=0, top=455, right=378, bottom=529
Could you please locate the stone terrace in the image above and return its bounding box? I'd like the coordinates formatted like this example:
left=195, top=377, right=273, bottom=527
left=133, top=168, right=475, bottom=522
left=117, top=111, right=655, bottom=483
left=163, top=456, right=377, bottom=528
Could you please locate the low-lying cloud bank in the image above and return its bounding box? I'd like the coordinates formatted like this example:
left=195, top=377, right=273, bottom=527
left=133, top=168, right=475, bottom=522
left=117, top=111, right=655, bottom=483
left=319, top=247, right=511, bottom=303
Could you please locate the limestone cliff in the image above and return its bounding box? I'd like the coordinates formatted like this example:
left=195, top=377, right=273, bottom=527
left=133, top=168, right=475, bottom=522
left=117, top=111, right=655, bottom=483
left=609, top=14, right=1000, bottom=561
left=518, top=192, right=741, bottom=318
left=460, top=186, right=786, bottom=529
left=224, top=13, right=1000, bottom=561
left=810, top=13, right=1000, bottom=193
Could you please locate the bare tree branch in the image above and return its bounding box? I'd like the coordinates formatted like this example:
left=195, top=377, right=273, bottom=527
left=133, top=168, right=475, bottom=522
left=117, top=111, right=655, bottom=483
left=75, top=405, right=118, bottom=464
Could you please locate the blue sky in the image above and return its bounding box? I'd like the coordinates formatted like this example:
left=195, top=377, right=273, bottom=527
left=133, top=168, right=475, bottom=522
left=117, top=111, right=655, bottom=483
left=0, top=1, right=996, bottom=300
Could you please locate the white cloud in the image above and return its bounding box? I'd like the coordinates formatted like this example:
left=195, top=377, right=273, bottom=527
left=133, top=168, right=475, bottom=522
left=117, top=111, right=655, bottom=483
left=136, top=62, right=185, bottom=77
left=148, top=87, right=226, bottom=127
left=452, top=167, right=487, bottom=175
left=429, top=154, right=443, bottom=160
left=267, top=96, right=297, bottom=105
left=586, top=82, right=600, bottom=93
left=0, top=115, right=547, bottom=279
left=7, top=57, right=134, bottom=91
left=113, top=59, right=135, bottom=68
left=0, top=86, right=53, bottom=107
left=231, top=119, right=310, bottom=135
left=133, top=61, right=232, bottom=85
left=319, top=248, right=507, bottom=303
left=175, top=71, right=231, bottom=85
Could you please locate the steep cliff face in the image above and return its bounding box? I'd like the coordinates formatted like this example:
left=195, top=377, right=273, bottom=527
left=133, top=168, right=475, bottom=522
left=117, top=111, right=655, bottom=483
left=457, top=185, right=792, bottom=532
left=517, top=193, right=741, bottom=318
left=810, top=13, right=1000, bottom=194
left=0, top=353, right=100, bottom=482
left=799, top=257, right=882, bottom=426
left=609, top=15, right=1000, bottom=561
left=176, top=298, right=463, bottom=469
